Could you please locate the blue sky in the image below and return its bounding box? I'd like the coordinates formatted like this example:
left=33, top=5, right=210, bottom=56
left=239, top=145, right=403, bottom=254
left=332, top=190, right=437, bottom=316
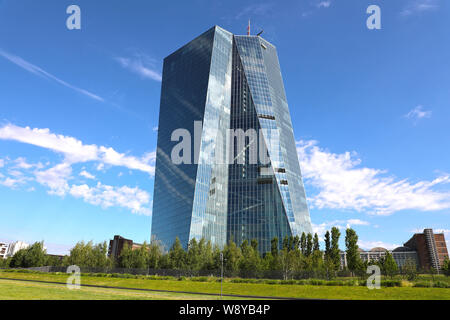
left=0, top=0, right=449, bottom=254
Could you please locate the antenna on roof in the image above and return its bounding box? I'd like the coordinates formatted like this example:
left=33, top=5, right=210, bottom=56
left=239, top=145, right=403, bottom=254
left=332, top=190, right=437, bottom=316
left=247, top=20, right=251, bottom=36
left=257, top=30, right=264, bottom=37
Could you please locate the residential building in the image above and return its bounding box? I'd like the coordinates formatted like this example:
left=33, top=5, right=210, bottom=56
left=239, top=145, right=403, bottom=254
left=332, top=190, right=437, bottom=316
left=404, top=228, right=449, bottom=270
left=0, top=243, right=8, bottom=259
left=108, top=235, right=144, bottom=260
left=6, top=241, right=29, bottom=258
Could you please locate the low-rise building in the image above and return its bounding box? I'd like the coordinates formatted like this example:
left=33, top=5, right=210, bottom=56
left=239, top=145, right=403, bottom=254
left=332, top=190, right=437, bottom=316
left=340, top=247, right=419, bottom=270
left=404, top=228, right=448, bottom=270
left=6, top=241, right=29, bottom=258
left=108, top=235, right=144, bottom=260
left=0, top=243, right=8, bottom=259
left=339, top=228, right=447, bottom=272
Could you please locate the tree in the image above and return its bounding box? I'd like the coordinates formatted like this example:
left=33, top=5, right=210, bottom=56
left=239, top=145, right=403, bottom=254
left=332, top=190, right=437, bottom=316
left=345, top=228, right=362, bottom=276
left=402, top=258, right=418, bottom=281
left=324, top=231, right=331, bottom=260
left=300, top=232, right=306, bottom=255
left=313, top=233, right=320, bottom=252
left=306, top=233, right=313, bottom=257
left=168, top=237, right=186, bottom=269
left=0, top=257, right=11, bottom=268
left=330, top=227, right=341, bottom=271
left=239, top=240, right=261, bottom=278
left=382, top=251, right=398, bottom=278
left=45, top=255, right=63, bottom=267
left=442, top=257, right=450, bottom=277
left=187, top=238, right=201, bottom=271
left=67, top=241, right=112, bottom=268
left=278, top=246, right=299, bottom=280
left=270, top=237, right=279, bottom=258
left=117, top=243, right=133, bottom=269
left=10, top=248, right=27, bottom=268
left=223, top=239, right=242, bottom=276
left=147, top=240, right=163, bottom=269
left=10, top=242, right=47, bottom=268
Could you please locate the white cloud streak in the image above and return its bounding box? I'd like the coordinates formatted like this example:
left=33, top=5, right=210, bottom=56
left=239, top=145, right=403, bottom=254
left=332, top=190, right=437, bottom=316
left=401, top=0, right=439, bottom=16
left=79, top=170, right=96, bottom=180
left=0, top=49, right=104, bottom=102
left=404, top=105, right=432, bottom=124
left=115, top=55, right=162, bottom=82
left=297, top=140, right=450, bottom=215
left=316, top=1, right=331, bottom=8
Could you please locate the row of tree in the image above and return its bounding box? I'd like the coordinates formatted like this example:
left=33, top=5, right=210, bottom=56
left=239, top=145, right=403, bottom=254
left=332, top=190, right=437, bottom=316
left=2, top=228, right=449, bottom=279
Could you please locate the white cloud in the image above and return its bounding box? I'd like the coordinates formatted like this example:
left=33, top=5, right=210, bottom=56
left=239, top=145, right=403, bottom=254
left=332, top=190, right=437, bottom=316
left=401, top=0, right=439, bottom=16
left=297, top=140, right=450, bottom=215
left=347, top=219, right=370, bottom=226
left=0, top=124, right=155, bottom=175
left=0, top=124, right=155, bottom=215
left=316, top=1, right=331, bottom=8
left=0, top=159, right=4, bottom=167
left=13, top=157, right=43, bottom=170
left=0, top=177, right=26, bottom=188
left=79, top=170, right=95, bottom=180
left=69, top=182, right=151, bottom=215
left=0, top=49, right=104, bottom=102
left=357, top=240, right=401, bottom=251
left=312, top=219, right=370, bottom=240
left=115, top=54, right=162, bottom=82
left=235, top=3, right=274, bottom=20
left=404, top=105, right=432, bottom=124
left=34, top=162, right=72, bottom=196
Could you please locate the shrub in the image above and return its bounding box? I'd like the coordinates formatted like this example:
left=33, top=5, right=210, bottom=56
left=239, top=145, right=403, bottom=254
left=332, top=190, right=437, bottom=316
left=381, top=280, right=402, bottom=287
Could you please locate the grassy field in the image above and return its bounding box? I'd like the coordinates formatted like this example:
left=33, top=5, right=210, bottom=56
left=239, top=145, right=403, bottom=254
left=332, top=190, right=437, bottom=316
left=1, top=271, right=449, bottom=300
left=0, top=279, right=231, bottom=300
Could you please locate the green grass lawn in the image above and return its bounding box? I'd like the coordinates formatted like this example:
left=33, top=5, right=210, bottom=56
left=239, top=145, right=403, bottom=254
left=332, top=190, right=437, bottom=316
left=0, top=279, right=236, bottom=300
left=0, top=271, right=449, bottom=300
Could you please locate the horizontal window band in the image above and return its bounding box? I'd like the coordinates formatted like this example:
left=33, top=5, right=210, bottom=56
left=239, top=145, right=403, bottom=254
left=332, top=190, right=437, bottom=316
left=258, top=114, right=276, bottom=120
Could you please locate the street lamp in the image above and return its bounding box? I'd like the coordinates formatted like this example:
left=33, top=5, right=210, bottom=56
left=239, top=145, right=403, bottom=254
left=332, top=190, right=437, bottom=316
left=220, top=252, right=224, bottom=299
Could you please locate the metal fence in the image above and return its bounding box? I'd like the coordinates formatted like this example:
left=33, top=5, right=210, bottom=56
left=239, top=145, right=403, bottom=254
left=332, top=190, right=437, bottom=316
left=18, top=266, right=334, bottom=280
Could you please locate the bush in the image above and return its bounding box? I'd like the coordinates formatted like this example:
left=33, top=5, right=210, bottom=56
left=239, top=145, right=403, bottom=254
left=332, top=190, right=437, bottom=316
left=432, top=281, right=450, bottom=288
left=381, top=280, right=402, bottom=287
left=191, top=276, right=209, bottom=282
left=414, top=281, right=433, bottom=288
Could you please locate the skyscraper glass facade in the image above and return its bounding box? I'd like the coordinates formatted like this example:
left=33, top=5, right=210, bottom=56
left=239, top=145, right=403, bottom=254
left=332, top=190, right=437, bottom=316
left=152, top=26, right=312, bottom=253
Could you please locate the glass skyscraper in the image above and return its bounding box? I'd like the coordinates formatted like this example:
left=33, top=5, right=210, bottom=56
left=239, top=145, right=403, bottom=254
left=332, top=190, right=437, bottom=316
left=151, top=26, right=312, bottom=253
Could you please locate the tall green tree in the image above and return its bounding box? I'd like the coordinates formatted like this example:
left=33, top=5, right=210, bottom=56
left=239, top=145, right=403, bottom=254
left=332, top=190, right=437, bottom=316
left=300, top=232, right=306, bottom=255
left=313, top=233, right=320, bottom=252
left=223, top=239, right=242, bottom=275
left=442, top=257, right=450, bottom=277
left=169, top=237, right=186, bottom=269
left=382, top=251, right=398, bottom=278
left=402, top=258, right=418, bottom=281
left=147, top=240, right=163, bottom=269
left=306, top=233, right=313, bottom=257
left=239, top=240, right=261, bottom=278
left=187, top=238, right=201, bottom=270
left=270, top=237, right=279, bottom=257
left=330, top=227, right=341, bottom=271
left=324, top=231, right=331, bottom=260
left=345, top=228, right=362, bottom=276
